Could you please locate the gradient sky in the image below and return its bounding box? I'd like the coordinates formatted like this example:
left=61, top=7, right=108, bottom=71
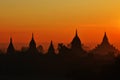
left=0, top=0, right=120, bottom=50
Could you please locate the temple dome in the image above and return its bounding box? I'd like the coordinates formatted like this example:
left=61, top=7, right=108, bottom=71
left=91, top=32, right=119, bottom=56
left=101, top=32, right=110, bottom=46
left=29, top=33, right=36, bottom=49
left=48, top=40, right=55, bottom=54
left=71, top=30, right=82, bottom=49
left=7, top=37, right=15, bottom=53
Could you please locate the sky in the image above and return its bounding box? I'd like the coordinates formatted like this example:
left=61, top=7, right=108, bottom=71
left=0, top=0, right=120, bottom=50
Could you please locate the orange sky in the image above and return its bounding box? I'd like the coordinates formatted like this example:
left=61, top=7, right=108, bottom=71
left=0, top=0, right=120, bottom=50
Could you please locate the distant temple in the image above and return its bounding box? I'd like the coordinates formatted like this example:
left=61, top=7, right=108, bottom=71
left=28, top=33, right=38, bottom=53
left=47, top=41, right=55, bottom=54
left=7, top=37, right=15, bottom=54
left=5, top=31, right=119, bottom=57
left=91, top=32, right=118, bottom=56
left=70, top=30, right=85, bottom=53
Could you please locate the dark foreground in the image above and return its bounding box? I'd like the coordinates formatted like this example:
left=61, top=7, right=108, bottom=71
left=0, top=52, right=120, bottom=80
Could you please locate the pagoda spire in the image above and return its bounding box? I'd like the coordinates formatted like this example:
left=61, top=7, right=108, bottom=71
left=32, top=33, right=34, bottom=40
left=10, top=37, right=12, bottom=43
left=71, top=29, right=82, bottom=49
left=48, top=40, right=55, bottom=54
left=91, top=32, right=118, bottom=55
left=29, top=33, right=37, bottom=50
left=101, top=32, right=110, bottom=45
left=27, top=33, right=39, bottom=54
left=75, top=29, right=78, bottom=37
left=7, top=37, right=15, bottom=54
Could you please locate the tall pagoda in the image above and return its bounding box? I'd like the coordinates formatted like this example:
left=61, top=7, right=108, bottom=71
left=7, top=37, right=15, bottom=54
left=91, top=32, right=118, bottom=56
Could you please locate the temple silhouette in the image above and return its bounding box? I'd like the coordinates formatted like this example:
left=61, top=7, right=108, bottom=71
left=28, top=33, right=38, bottom=54
left=5, top=30, right=119, bottom=56
left=47, top=40, right=55, bottom=55
left=7, top=37, right=15, bottom=54
left=0, top=30, right=120, bottom=79
left=91, top=32, right=119, bottom=56
left=70, top=30, right=85, bottom=53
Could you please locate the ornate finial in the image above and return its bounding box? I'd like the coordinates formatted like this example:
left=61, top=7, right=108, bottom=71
left=32, top=33, right=34, bottom=40
left=104, top=32, right=106, bottom=34
left=48, top=40, right=55, bottom=53
left=50, top=40, right=53, bottom=45
left=10, top=37, right=12, bottom=43
left=51, top=40, right=53, bottom=43
left=104, top=32, right=107, bottom=39
left=102, top=32, right=110, bottom=45
left=76, top=29, right=78, bottom=36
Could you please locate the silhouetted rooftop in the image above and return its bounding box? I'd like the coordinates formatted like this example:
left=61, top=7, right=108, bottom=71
left=101, top=32, right=110, bottom=46
left=92, top=32, right=119, bottom=55
left=29, top=33, right=36, bottom=49
left=7, top=37, right=15, bottom=53
left=71, top=29, right=82, bottom=49
left=48, top=40, right=55, bottom=54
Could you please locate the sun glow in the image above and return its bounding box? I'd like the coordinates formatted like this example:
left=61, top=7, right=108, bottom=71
left=0, top=0, right=120, bottom=50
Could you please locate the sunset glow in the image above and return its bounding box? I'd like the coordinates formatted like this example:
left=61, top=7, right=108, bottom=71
left=0, top=0, right=120, bottom=50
